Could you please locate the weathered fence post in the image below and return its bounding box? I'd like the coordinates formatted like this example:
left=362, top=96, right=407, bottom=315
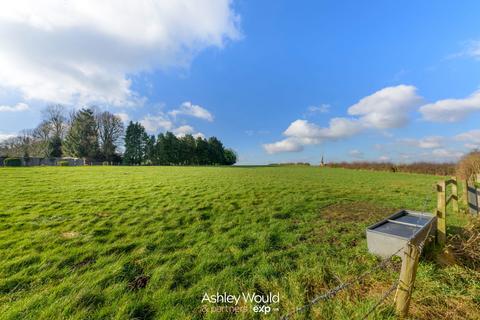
left=467, top=181, right=479, bottom=216
left=462, top=179, right=468, bottom=213
left=395, top=243, right=420, bottom=318
left=451, top=177, right=458, bottom=213
left=436, top=181, right=446, bottom=246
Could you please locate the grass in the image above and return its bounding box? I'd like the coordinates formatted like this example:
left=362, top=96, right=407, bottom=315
left=0, top=166, right=478, bottom=319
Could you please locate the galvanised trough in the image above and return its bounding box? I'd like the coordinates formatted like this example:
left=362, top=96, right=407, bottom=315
left=366, top=210, right=436, bottom=258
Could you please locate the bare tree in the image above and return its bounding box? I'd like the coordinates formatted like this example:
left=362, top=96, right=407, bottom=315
left=0, top=130, right=38, bottom=158
left=96, top=111, right=124, bottom=162
left=42, top=104, right=67, bottom=138
left=32, top=121, right=53, bottom=157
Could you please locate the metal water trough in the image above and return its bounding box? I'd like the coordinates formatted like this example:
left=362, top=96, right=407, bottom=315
left=366, top=210, right=436, bottom=258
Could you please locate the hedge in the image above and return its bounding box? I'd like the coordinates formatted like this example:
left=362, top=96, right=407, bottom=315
left=4, top=158, right=22, bottom=167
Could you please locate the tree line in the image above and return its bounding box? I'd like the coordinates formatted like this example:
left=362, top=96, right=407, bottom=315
left=123, top=122, right=236, bottom=165
left=0, top=105, right=237, bottom=166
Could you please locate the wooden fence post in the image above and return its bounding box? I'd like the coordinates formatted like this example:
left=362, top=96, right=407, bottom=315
left=451, top=177, right=458, bottom=213
left=436, top=181, right=446, bottom=246
left=467, top=181, right=479, bottom=216
left=395, top=243, right=421, bottom=318
left=462, top=179, right=468, bottom=213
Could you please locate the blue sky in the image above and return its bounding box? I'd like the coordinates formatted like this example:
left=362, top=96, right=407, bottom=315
left=1, top=1, right=480, bottom=164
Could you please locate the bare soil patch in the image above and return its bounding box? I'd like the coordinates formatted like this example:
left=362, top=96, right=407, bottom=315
left=320, top=201, right=396, bottom=224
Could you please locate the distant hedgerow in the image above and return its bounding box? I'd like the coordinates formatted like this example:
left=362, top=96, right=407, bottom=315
left=327, top=161, right=456, bottom=176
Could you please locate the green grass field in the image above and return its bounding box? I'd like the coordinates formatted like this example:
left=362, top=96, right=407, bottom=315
left=0, top=166, right=478, bottom=319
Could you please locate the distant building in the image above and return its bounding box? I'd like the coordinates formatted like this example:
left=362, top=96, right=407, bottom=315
left=320, top=155, right=325, bottom=167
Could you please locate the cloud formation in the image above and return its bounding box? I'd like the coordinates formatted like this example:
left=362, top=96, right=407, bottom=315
left=349, top=149, right=364, bottom=159
left=114, top=112, right=130, bottom=123
left=263, top=138, right=304, bottom=154
left=431, top=148, right=464, bottom=160
left=140, top=114, right=173, bottom=133
left=139, top=101, right=212, bottom=138
left=455, top=129, right=480, bottom=149
left=347, top=85, right=422, bottom=129
left=169, top=102, right=214, bottom=122
left=0, top=103, right=29, bottom=112
left=306, top=104, right=330, bottom=114
left=0, top=0, right=241, bottom=106
left=399, top=136, right=443, bottom=149
left=264, top=85, right=422, bottom=154
left=0, top=133, right=16, bottom=141
left=172, top=125, right=195, bottom=137
left=419, top=90, right=480, bottom=122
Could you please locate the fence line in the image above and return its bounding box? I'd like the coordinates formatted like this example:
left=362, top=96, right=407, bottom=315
left=280, top=247, right=403, bottom=320
left=280, top=219, right=434, bottom=320
left=360, top=280, right=398, bottom=320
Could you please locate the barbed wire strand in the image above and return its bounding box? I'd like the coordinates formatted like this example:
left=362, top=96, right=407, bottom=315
left=281, top=183, right=437, bottom=320
left=280, top=246, right=403, bottom=320
left=281, top=220, right=434, bottom=320
left=357, top=225, right=433, bottom=320
left=359, top=280, right=399, bottom=320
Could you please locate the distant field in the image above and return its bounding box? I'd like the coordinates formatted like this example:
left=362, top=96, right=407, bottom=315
left=0, top=167, right=478, bottom=319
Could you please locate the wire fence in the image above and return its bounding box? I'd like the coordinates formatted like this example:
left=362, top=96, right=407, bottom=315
left=280, top=227, right=433, bottom=320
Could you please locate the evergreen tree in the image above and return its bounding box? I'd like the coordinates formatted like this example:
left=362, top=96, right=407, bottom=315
left=154, top=133, right=168, bottom=165
left=123, top=121, right=148, bottom=165
left=223, top=148, right=237, bottom=165
left=195, top=136, right=210, bottom=165
left=64, top=108, right=99, bottom=162
left=145, top=135, right=156, bottom=165
left=207, top=136, right=225, bottom=165
left=163, top=132, right=179, bottom=165
left=179, top=134, right=196, bottom=165
left=48, top=135, right=63, bottom=157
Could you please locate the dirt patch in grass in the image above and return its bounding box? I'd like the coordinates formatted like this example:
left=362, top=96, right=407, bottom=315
left=96, top=212, right=111, bottom=218
left=128, top=275, right=150, bottom=291
left=61, top=231, right=79, bottom=239
left=74, top=257, right=96, bottom=269
left=320, top=202, right=396, bottom=224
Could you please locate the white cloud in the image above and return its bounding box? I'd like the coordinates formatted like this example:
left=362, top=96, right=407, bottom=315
left=451, top=40, right=480, bottom=60
left=169, top=102, right=214, bottom=122
left=263, top=139, right=303, bottom=154
left=173, top=125, right=195, bottom=137
left=139, top=102, right=211, bottom=136
left=347, top=85, right=422, bottom=129
left=0, top=1, right=241, bottom=106
left=307, top=104, right=330, bottom=114
left=349, top=149, right=364, bottom=159
left=264, top=85, right=420, bottom=154
left=140, top=114, right=173, bottom=133
left=0, top=133, right=17, bottom=141
left=283, top=120, right=323, bottom=144
left=283, top=118, right=363, bottom=144
left=379, top=155, right=390, bottom=162
left=193, top=132, right=205, bottom=139
left=465, top=40, right=480, bottom=59
left=0, top=102, right=29, bottom=112
left=419, top=90, right=480, bottom=122
left=455, top=129, right=480, bottom=149
left=173, top=125, right=204, bottom=138
left=431, top=148, right=464, bottom=160
left=115, top=112, right=130, bottom=123
left=399, top=136, right=443, bottom=149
